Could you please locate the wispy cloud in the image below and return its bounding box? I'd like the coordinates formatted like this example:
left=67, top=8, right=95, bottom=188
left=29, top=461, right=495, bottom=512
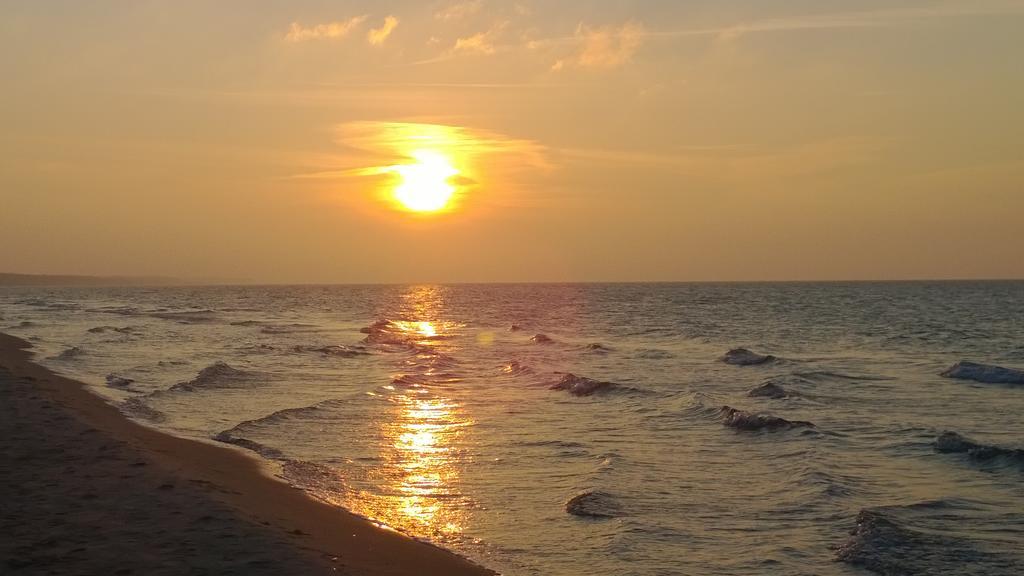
left=294, top=122, right=549, bottom=210
left=453, top=32, right=496, bottom=54
left=334, top=121, right=545, bottom=165
left=367, top=15, right=399, bottom=46
left=654, top=2, right=1024, bottom=42
left=451, top=21, right=508, bottom=55
left=284, top=16, right=367, bottom=42
left=435, top=1, right=483, bottom=22
left=552, top=21, right=645, bottom=71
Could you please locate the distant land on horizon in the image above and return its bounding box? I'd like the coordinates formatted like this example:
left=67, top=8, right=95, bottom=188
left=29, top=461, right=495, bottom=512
left=0, top=273, right=187, bottom=287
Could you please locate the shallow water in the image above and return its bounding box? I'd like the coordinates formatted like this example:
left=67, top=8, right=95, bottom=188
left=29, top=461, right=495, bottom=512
left=3, top=282, right=1023, bottom=575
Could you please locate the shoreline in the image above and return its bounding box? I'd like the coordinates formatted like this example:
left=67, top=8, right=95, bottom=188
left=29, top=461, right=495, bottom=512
left=0, top=332, right=496, bottom=575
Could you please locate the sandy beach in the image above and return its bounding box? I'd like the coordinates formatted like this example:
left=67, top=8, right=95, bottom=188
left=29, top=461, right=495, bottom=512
left=0, top=332, right=495, bottom=575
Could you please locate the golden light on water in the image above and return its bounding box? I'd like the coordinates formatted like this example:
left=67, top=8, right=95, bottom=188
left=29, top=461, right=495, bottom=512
left=390, top=396, right=466, bottom=533
left=345, top=287, right=472, bottom=540
left=359, top=383, right=470, bottom=538
left=392, top=320, right=438, bottom=338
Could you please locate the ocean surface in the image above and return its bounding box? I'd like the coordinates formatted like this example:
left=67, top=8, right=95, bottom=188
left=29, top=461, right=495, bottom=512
left=2, top=282, right=1023, bottom=575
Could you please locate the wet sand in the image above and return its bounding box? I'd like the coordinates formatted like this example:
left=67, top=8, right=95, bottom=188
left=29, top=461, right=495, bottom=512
left=0, top=332, right=496, bottom=575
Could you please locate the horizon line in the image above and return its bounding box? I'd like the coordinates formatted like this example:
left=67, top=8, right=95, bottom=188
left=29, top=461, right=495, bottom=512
left=2, top=272, right=1023, bottom=288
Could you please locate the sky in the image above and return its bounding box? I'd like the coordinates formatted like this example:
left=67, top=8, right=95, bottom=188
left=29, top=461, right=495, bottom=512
left=1, top=0, right=1022, bottom=283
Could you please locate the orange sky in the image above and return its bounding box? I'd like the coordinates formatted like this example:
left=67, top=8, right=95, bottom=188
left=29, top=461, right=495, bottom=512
left=1, top=1, right=1022, bottom=282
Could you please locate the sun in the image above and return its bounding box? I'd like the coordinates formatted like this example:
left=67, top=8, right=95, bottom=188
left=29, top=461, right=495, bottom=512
left=390, top=150, right=460, bottom=213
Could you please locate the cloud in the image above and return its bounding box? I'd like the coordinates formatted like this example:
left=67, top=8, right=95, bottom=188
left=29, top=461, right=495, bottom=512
left=367, top=15, right=399, bottom=46
left=451, top=21, right=508, bottom=55
left=655, top=2, right=1024, bottom=42
left=284, top=16, right=367, bottom=42
left=453, top=32, right=496, bottom=54
left=295, top=121, right=548, bottom=180
left=435, top=1, right=483, bottom=22
left=552, top=21, right=645, bottom=71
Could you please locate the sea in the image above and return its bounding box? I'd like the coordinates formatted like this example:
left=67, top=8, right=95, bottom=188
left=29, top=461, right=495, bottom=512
left=2, top=282, right=1023, bottom=575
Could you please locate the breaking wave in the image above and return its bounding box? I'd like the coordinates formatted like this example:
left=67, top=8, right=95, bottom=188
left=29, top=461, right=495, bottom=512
left=52, top=346, right=85, bottom=361
left=940, top=361, right=1024, bottom=385
left=212, top=400, right=348, bottom=459
left=550, top=373, right=619, bottom=396
left=501, top=360, right=533, bottom=376
left=934, top=432, right=1024, bottom=467
left=565, top=490, right=621, bottom=518
left=122, top=397, right=165, bottom=422
left=717, top=405, right=815, bottom=432
left=748, top=381, right=789, bottom=399
left=87, top=325, right=135, bottom=334
left=292, top=344, right=369, bottom=358
left=169, top=361, right=260, bottom=392
left=105, top=374, right=134, bottom=388
left=836, top=500, right=1023, bottom=575
left=721, top=348, right=776, bottom=366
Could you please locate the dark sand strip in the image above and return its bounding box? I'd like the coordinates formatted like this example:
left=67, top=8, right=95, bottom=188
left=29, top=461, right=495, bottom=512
left=0, top=333, right=495, bottom=576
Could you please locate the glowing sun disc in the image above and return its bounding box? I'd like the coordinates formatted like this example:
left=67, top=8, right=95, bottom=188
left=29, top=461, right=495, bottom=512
left=391, top=150, right=459, bottom=212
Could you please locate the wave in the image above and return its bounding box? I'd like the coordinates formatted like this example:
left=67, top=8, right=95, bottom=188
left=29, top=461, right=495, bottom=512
left=16, top=298, right=49, bottom=307
left=16, top=298, right=79, bottom=310
left=934, top=432, right=1024, bottom=466
left=87, top=305, right=141, bottom=316
left=530, top=333, right=554, bottom=344
left=52, top=346, right=84, bottom=361
left=149, top=309, right=219, bottom=323
left=87, top=325, right=135, bottom=334
left=748, top=381, right=789, bottom=399
left=550, top=373, right=620, bottom=396
left=169, top=361, right=260, bottom=392
left=237, top=343, right=278, bottom=354
left=105, top=374, right=134, bottom=388
left=360, top=319, right=440, bottom=347
left=279, top=460, right=348, bottom=501
left=940, top=361, right=1024, bottom=385
left=796, top=469, right=859, bottom=498
left=584, top=343, right=612, bottom=353
left=260, top=323, right=322, bottom=335
left=413, top=349, right=460, bottom=368
left=391, top=372, right=463, bottom=388
left=718, top=405, right=814, bottom=432
left=794, top=370, right=891, bottom=382
left=121, top=397, right=165, bottom=422
left=514, top=439, right=588, bottom=449
left=212, top=400, right=349, bottom=458
left=836, top=500, right=1022, bottom=575
left=565, top=490, right=621, bottom=519
left=218, top=399, right=348, bottom=437
left=721, top=348, right=776, bottom=366
left=229, top=319, right=322, bottom=332
left=213, top=432, right=284, bottom=459
left=634, top=348, right=674, bottom=360
left=501, top=360, right=533, bottom=376
left=292, top=344, right=369, bottom=358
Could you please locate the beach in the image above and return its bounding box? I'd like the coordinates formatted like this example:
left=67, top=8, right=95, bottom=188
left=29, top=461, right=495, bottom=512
left=0, top=332, right=495, bottom=575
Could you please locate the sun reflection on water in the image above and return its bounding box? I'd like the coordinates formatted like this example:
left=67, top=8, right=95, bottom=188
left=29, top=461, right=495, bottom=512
left=351, top=286, right=472, bottom=540
left=391, top=320, right=438, bottom=338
